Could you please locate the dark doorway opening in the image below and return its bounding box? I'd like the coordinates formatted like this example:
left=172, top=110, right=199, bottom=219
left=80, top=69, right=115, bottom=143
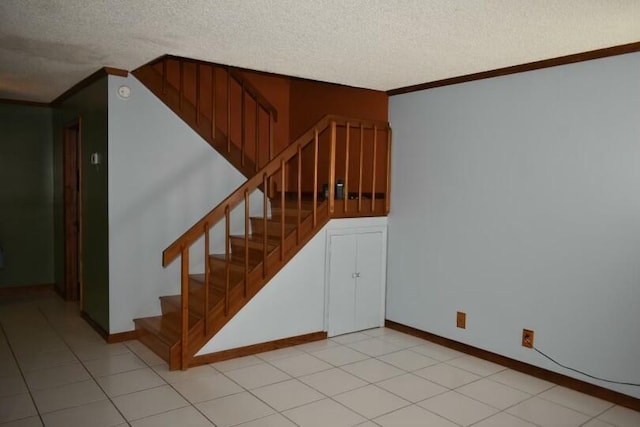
left=63, top=119, right=82, bottom=302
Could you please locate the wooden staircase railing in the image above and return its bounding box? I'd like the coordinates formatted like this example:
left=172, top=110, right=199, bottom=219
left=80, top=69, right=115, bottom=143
left=136, top=113, right=391, bottom=370
left=133, top=55, right=278, bottom=178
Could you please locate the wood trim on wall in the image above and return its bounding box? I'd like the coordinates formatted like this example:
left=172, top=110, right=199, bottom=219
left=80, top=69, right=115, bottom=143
left=190, top=331, right=327, bottom=367
left=0, top=283, right=55, bottom=297
left=51, top=67, right=129, bottom=106
left=135, top=54, right=388, bottom=95
left=388, top=41, right=640, bottom=95
left=385, top=320, right=640, bottom=412
left=0, top=98, right=51, bottom=108
left=106, top=330, right=141, bottom=344
left=80, top=311, right=140, bottom=343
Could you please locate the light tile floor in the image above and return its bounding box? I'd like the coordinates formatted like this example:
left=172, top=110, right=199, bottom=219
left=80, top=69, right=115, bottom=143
left=1, top=293, right=640, bottom=427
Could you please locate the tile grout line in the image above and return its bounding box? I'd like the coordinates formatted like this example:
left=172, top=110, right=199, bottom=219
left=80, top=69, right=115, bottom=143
left=221, top=354, right=308, bottom=423
left=36, top=304, right=134, bottom=427
left=5, top=301, right=632, bottom=427
left=0, top=322, right=46, bottom=426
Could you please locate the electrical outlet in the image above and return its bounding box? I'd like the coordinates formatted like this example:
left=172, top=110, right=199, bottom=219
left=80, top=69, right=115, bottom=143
left=456, top=311, right=466, bottom=329
left=522, top=329, right=534, bottom=348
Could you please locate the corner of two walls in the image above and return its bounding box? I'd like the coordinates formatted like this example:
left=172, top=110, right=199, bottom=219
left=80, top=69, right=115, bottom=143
left=240, top=69, right=390, bottom=152
left=387, top=52, right=640, bottom=399
left=289, top=79, right=389, bottom=142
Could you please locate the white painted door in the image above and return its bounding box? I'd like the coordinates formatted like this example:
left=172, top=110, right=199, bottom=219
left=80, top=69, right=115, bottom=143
left=354, top=232, right=384, bottom=331
left=327, top=231, right=385, bottom=336
left=328, top=234, right=357, bottom=336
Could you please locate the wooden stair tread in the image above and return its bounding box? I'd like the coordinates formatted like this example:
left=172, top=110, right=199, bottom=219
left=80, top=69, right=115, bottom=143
left=229, top=235, right=280, bottom=248
left=210, top=253, right=261, bottom=268
left=190, top=272, right=244, bottom=291
left=135, top=312, right=197, bottom=346
left=250, top=216, right=298, bottom=227
left=160, top=292, right=223, bottom=314
left=270, top=205, right=313, bottom=213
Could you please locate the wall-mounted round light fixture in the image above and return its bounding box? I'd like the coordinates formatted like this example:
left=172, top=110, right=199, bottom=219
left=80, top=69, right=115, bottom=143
left=117, top=85, right=131, bottom=99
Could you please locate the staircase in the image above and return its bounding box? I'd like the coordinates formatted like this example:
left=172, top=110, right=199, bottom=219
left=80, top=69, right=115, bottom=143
left=133, top=55, right=278, bottom=178
left=133, top=55, right=392, bottom=370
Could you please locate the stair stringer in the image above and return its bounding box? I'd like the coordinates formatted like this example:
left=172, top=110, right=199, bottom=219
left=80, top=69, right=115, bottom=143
left=195, top=217, right=388, bottom=356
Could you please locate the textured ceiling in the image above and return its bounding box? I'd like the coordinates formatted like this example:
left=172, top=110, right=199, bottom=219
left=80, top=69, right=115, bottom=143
left=1, top=1, right=640, bottom=102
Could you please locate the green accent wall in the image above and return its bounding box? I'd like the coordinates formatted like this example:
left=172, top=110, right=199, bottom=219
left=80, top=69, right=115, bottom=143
left=53, top=77, right=110, bottom=331
left=0, top=103, right=54, bottom=287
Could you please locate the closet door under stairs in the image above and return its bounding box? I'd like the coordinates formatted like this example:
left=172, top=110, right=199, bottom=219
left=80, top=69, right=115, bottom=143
left=327, top=229, right=386, bottom=337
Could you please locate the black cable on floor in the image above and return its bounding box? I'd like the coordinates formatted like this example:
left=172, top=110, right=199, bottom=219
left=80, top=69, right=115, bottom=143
left=533, top=346, right=640, bottom=387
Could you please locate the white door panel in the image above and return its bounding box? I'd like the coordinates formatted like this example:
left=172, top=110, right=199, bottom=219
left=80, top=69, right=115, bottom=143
left=328, top=234, right=357, bottom=336
left=355, top=232, right=384, bottom=331
left=327, top=227, right=386, bottom=338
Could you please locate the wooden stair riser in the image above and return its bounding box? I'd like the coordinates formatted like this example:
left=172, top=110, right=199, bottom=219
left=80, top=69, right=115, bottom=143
left=209, top=254, right=259, bottom=274
left=135, top=323, right=175, bottom=364
left=271, top=198, right=317, bottom=209
left=160, top=295, right=205, bottom=317
left=249, top=217, right=297, bottom=238
left=229, top=237, right=279, bottom=261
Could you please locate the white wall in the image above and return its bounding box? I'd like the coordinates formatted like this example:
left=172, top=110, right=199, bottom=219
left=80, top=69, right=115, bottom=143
left=388, top=52, right=640, bottom=398
left=108, top=75, right=263, bottom=333
left=198, top=217, right=387, bottom=354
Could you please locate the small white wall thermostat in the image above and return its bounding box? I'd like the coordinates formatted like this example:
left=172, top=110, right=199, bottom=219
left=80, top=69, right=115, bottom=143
left=90, top=153, right=101, bottom=165
left=117, top=85, right=131, bottom=99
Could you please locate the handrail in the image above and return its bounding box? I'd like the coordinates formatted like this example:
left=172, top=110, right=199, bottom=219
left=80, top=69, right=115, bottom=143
left=162, top=114, right=389, bottom=266
left=228, top=69, right=278, bottom=122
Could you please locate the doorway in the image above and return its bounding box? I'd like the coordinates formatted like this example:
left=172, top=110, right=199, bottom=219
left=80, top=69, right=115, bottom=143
left=63, top=119, right=82, bottom=302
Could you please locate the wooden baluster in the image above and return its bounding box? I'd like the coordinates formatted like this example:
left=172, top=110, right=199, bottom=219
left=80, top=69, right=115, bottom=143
left=328, top=122, right=336, bottom=215
left=180, top=247, right=189, bottom=370
left=344, top=123, right=350, bottom=213
left=371, top=125, right=378, bottom=212
left=269, top=113, right=274, bottom=161
left=313, top=129, right=318, bottom=227
left=262, top=173, right=268, bottom=278
left=179, top=60, right=184, bottom=112
left=227, top=68, right=231, bottom=152
left=297, top=145, right=302, bottom=245
left=244, top=190, right=249, bottom=297
left=162, top=59, right=167, bottom=95
left=358, top=123, right=364, bottom=212
left=255, top=103, right=259, bottom=171
left=268, top=112, right=275, bottom=197
left=224, top=206, right=230, bottom=316
left=211, top=66, right=216, bottom=141
left=280, top=160, right=285, bottom=261
left=385, top=128, right=392, bottom=214
left=196, top=64, right=201, bottom=125
left=241, top=84, right=246, bottom=167
left=203, top=222, right=210, bottom=335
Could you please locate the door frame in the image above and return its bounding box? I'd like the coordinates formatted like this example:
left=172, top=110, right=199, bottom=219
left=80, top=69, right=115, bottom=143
left=62, top=118, right=83, bottom=303
left=324, top=224, right=388, bottom=336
